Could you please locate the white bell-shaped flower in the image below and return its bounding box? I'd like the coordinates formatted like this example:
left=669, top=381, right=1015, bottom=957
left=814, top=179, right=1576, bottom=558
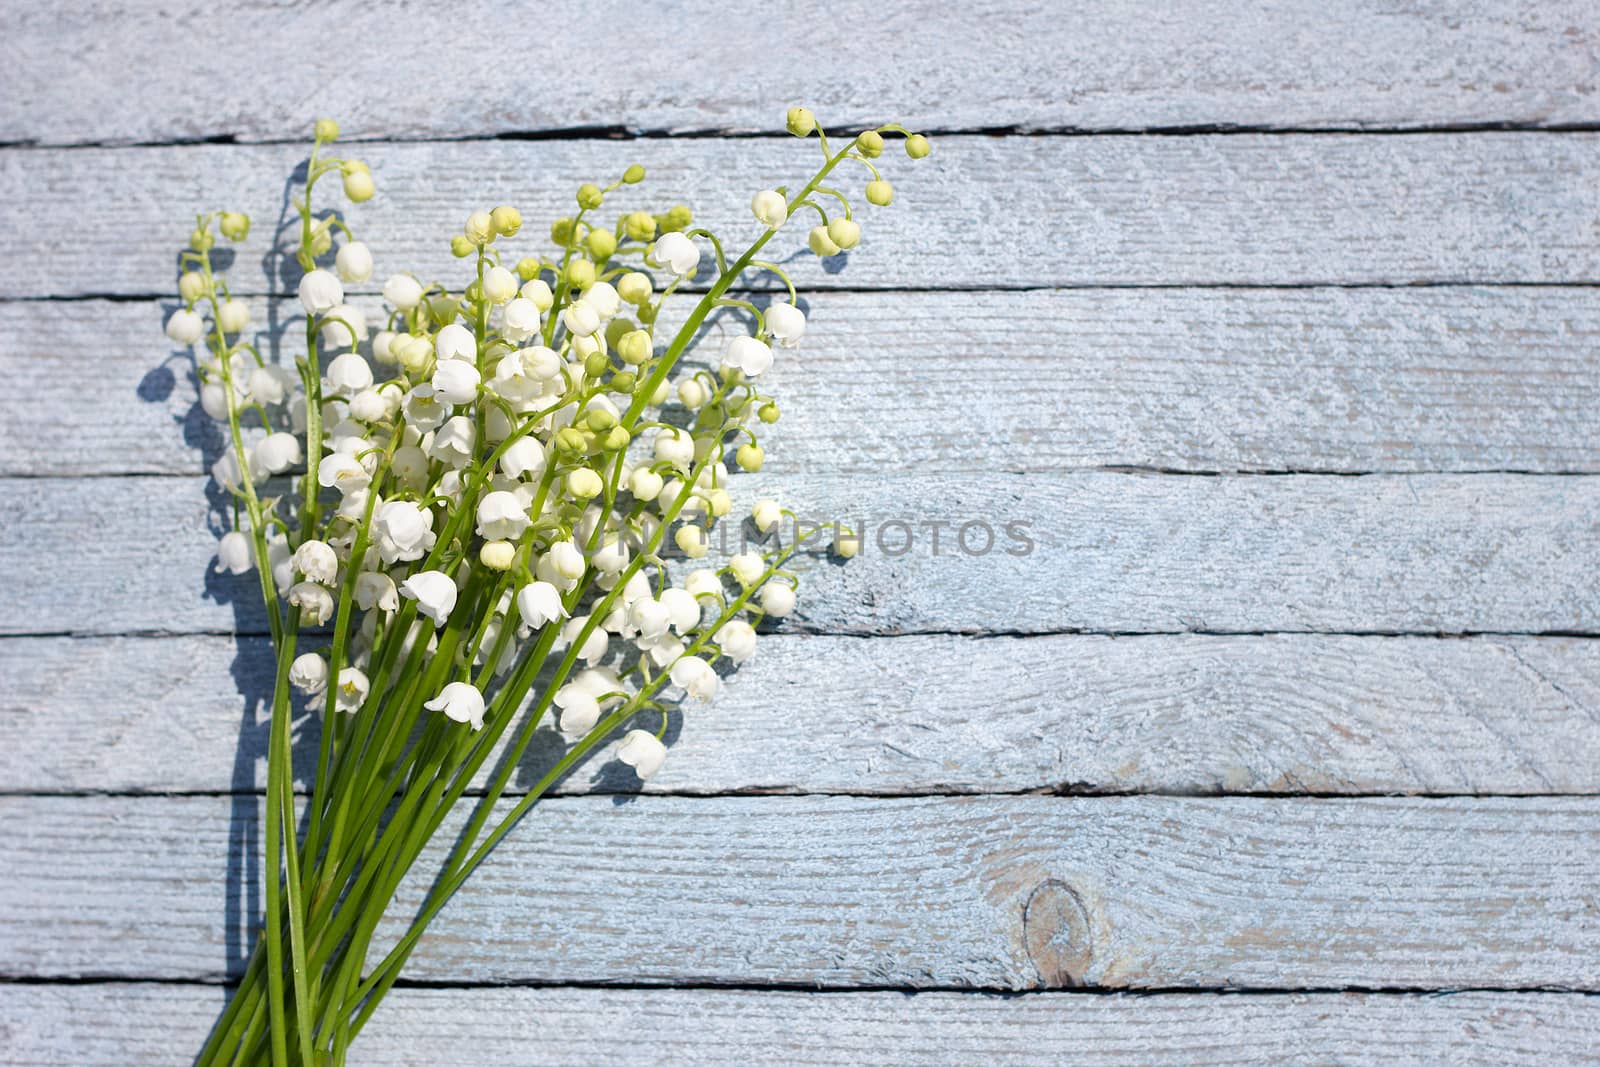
left=628, top=598, right=671, bottom=642
left=684, top=569, right=724, bottom=601
left=431, top=359, right=481, bottom=405
left=293, top=540, right=339, bottom=584
left=435, top=323, right=476, bottom=362
left=499, top=436, right=547, bottom=479
left=729, top=553, right=765, bottom=587
left=660, top=587, right=701, bottom=633
left=752, top=499, right=782, bottom=534
left=324, top=352, right=373, bottom=397
left=401, top=570, right=458, bottom=625
left=582, top=281, right=621, bottom=320
left=321, top=304, right=368, bottom=348
left=333, top=667, right=369, bottom=713
left=669, top=655, right=719, bottom=701
left=425, top=681, right=485, bottom=730
left=765, top=303, right=806, bottom=347
left=335, top=241, right=374, bottom=283
left=717, top=619, right=758, bottom=663
left=428, top=416, right=476, bottom=468
left=483, top=265, right=518, bottom=304
left=750, top=189, right=787, bottom=229
left=562, top=302, right=601, bottom=338
left=297, top=269, right=344, bottom=314
left=616, top=730, right=668, bottom=780
left=354, top=571, right=399, bottom=613
left=761, top=582, right=796, bottom=618
left=288, top=581, right=335, bottom=625
left=476, top=490, right=532, bottom=541
left=653, top=427, right=695, bottom=469
left=647, top=231, right=700, bottom=278
left=554, top=683, right=600, bottom=738
left=289, top=652, right=328, bottom=695
left=516, top=580, right=567, bottom=631
left=383, top=273, right=424, bottom=310
left=375, top=501, right=435, bottom=564
left=721, top=335, right=773, bottom=377
left=215, top=531, right=254, bottom=575
left=501, top=298, right=541, bottom=342
left=250, top=432, right=302, bottom=477
left=165, top=309, right=205, bottom=346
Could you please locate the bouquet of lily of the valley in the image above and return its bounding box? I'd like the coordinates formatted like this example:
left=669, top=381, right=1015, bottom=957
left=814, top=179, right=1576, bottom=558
left=162, top=109, right=930, bottom=1064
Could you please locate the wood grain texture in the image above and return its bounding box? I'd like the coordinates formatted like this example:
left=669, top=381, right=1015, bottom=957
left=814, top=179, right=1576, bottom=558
left=3, top=472, right=1596, bottom=637
left=4, top=984, right=1598, bottom=1067
left=8, top=133, right=1600, bottom=297
left=12, top=286, right=1600, bottom=478
left=5, top=633, right=1599, bottom=797
left=1, top=794, right=1596, bottom=988
left=2, top=1, right=1595, bottom=144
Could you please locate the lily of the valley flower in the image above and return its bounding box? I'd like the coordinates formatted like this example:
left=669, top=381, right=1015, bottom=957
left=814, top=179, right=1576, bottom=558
left=335, top=241, right=374, bottom=283
left=616, top=729, right=668, bottom=779
left=289, top=652, right=328, bottom=695
left=293, top=540, right=339, bottom=584
left=297, top=268, right=343, bottom=314
left=288, top=581, right=335, bottom=624
left=333, top=667, right=369, bottom=713
left=166, top=309, right=205, bottom=345
left=516, top=580, right=567, bottom=630
left=766, top=303, right=806, bottom=347
left=425, top=681, right=485, bottom=730
left=354, top=571, right=399, bottom=613
left=721, top=335, right=773, bottom=377
left=646, top=231, right=700, bottom=277
left=750, top=189, right=788, bottom=229
left=215, top=531, right=254, bottom=575
left=401, top=570, right=458, bottom=625
left=476, top=490, right=532, bottom=540
left=669, top=655, right=719, bottom=701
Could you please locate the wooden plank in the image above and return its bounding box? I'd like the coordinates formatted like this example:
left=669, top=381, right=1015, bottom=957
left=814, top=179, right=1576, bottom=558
left=4, top=985, right=1598, bottom=1067
left=11, top=287, right=1600, bottom=478
left=4, top=633, right=1599, bottom=797
left=2, top=472, right=1596, bottom=637
left=8, top=134, right=1600, bottom=297
left=0, top=794, right=1595, bottom=988
left=1, top=2, right=1595, bottom=144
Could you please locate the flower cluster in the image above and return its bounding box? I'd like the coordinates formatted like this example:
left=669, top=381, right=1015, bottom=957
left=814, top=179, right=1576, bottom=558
left=171, top=110, right=928, bottom=1065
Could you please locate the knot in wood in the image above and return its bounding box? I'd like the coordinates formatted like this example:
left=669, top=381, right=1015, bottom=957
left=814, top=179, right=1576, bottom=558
left=1022, top=878, right=1095, bottom=987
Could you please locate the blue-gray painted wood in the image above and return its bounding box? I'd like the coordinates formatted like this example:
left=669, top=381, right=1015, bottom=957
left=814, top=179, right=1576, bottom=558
left=4, top=633, right=1598, bottom=796
left=6, top=134, right=1600, bottom=298
left=1, top=1, right=1595, bottom=144
left=0, top=795, right=1596, bottom=989
left=4, top=984, right=1597, bottom=1066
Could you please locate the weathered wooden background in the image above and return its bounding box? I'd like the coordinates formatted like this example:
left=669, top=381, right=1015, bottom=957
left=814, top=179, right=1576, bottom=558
left=3, top=2, right=1600, bottom=1063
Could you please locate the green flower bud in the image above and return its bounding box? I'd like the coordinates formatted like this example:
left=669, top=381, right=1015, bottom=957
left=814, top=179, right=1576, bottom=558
left=465, top=210, right=495, bottom=245
left=314, top=118, right=340, bottom=142
left=480, top=541, right=516, bottom=571
left=602, top=425, right=631, bottom=450
left=623, top=211, right=657, bottom=242
left=568, top=467, right=604, bottom=498
left=786, top=106, right=816, bottom=137
left=178, top=271, right=208, bottom=303
left=450, top=234, right=474, bottom=258
left=675, top=524, right=709, bottom=559
left=865, top=180, right=894, bottom=206
left=623, top=164, right=646, bottom=184
left=827, top=217, right=861, bottom=250
left=736, top=443, right=765, bottom=472
left=617, top=329, right=653, bottom=365
left=585, top=228, right=617, bottom=260
left=463, top=280, right=483, bottom=304
left=583, top=351, right=609, bottom=378
left=219, top=212, right=251, bottom=241
left=556, top=426, right=588, bottom=455
left=576, top=183, right=605, bottom=210
left=636, top=302, right=659, bottom=325
left=341, top=163, right=374, bottom=203
left=808, top=225, right=841, bottom=257
left=617, top=271, right=653, bottom=305
left=309, top=224, right=333, bottom=256
left=490, top=205, right=522, bottom=237
left=759, top=402, right=781, bottom=423
left=551, top=217, right=577, bottom=246
left=515, top=257, right=542, bottom=282
left=564, top=258, right=596, bottom=290
left=905, top=133, right=931, bottom=159
left=610, top=371, right=637, bottom=393
left=189, top=227, right=215, bottom=253
left=662, top=204, right=693, bottom=232
left=856, top=130, right=884, bottom=158
left=585, top=407, right=618, bottom=432
left=605, top=318, right=635, bottom=350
